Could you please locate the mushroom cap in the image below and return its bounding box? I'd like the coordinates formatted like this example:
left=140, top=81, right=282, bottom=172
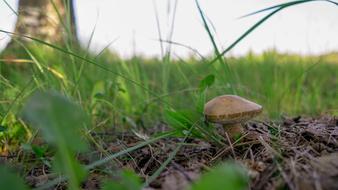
left=204, top=95, right=262, bottom=124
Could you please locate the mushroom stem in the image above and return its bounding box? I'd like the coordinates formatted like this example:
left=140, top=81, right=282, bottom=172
left=222, top=123, right=243, bottom=139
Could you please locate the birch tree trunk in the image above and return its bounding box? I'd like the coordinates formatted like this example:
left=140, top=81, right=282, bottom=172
left=8, top=0, right=77, bottom=47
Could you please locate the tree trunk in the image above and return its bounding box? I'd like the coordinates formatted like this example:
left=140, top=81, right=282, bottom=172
left=8, top=0, right=77, bottom=47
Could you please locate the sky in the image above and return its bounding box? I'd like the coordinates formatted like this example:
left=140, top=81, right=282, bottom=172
left=0, top=0, right=338, bottom=58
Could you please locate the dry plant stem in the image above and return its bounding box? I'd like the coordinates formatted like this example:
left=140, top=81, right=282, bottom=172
left=223, top=123, right=243, bottom=138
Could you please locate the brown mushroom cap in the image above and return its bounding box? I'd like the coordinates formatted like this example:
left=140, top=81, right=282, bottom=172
left=204, top=95, right=262, bottom=124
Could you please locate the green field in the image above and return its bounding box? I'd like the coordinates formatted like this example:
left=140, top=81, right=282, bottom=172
left=1, top=46, right=337, bottom=149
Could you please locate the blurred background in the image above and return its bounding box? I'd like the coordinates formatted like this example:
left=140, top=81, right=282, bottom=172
left=1, top=0, right=338, bottom=58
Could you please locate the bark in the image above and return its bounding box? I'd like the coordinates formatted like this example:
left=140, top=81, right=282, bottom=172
left=8, top=0, right=77, bottom=47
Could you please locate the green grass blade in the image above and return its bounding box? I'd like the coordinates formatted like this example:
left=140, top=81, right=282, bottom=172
left=240, top=0, right=338, bottom=18
left=209, top=0, right=338, bottom=65
left=239, top=0, right=317, bottom=18
left=2, top=0, right=18, bottom=16
left=195, top=0, right=236, bottom=94
left=152, top=0, right=165, bottom=57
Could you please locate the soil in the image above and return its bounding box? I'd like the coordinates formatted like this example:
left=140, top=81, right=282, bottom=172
left=6, top=115, right=338, bottom=190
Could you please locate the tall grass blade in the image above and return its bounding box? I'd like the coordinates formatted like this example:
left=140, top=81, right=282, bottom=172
left=209, top=0, right=338, bottom=65
left=2, top=0, right=18, bottom=16
left=195, top=0, right=236, bottom=94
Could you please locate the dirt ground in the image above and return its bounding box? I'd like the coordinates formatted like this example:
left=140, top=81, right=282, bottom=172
left=17, top=115, right=338, bottom=189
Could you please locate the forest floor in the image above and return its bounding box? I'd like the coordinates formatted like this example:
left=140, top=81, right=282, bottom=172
left=17, top=115, right=337, bottom=190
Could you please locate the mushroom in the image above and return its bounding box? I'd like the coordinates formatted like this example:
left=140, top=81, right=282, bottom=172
left=204, top=95, right=262, bottom=139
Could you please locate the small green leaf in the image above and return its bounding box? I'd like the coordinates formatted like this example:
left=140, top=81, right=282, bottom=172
left=22, top=144, right=52, bottom=168
left=0, top=166, right=29, bottom=190
left=21, top=91, right=89, bottom=152
left=190, top=162, right=249, bottom=190
left=21, top=91, right=90, bottom=190
left=198, top=74, right=215, bottom=93
left=31, top=145, right=47, bottom=158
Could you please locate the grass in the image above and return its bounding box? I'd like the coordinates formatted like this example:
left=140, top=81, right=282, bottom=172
left=1, top=46, right=337, bottom=150
left=2, top=47, right=337, bottom=118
